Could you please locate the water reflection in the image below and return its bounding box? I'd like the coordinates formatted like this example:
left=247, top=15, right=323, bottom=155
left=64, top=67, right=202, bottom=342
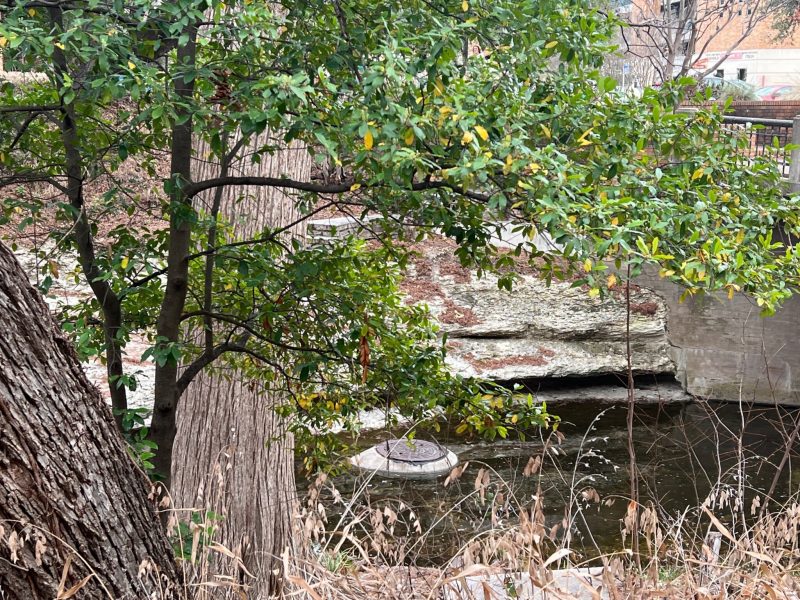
left=297, top=400, right=800, bottom=565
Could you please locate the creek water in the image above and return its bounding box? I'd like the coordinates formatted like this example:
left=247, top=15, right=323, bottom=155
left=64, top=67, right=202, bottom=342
left=297, top=398, right=800, bottom=565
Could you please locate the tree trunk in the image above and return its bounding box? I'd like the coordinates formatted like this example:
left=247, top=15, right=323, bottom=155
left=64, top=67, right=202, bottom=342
left=171, top=134, right=311, bottom=598
left=149, top=23, right=199, bottom=486
left=0, top=241, right=179, bottom=599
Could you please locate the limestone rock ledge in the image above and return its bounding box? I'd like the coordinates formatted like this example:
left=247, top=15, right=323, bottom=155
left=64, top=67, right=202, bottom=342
left=402, top=243, right=675, bottom=381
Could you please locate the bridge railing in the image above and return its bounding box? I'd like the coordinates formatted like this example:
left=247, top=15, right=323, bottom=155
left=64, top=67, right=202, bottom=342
left=719, top=115, right=800, bottom=193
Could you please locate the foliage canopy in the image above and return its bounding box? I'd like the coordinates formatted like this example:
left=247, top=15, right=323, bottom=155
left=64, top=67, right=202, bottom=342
left=1, top=0, right=799, bottom=473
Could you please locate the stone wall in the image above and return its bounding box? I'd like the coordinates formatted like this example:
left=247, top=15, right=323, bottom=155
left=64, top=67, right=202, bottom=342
left=684, top=101, right=800, bottom=120
left=636, top=269, right=800, bottom=406
left=307, top=219, right=800, bottom=406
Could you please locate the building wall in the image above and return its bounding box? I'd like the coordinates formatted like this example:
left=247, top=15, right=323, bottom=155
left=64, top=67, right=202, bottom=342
left=625, top=0, right=800, bottom=86
left=695, top=49, right=800, bottom=87
left=699, top=9, right=799, bottom=52
left=694, top=5, right=800, bottom=86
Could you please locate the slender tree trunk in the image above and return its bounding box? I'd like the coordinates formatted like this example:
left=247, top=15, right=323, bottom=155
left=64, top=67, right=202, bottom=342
left=48, top=5, right=128, bottom=428
left=171, top=133, right=311, bottom=598
left=150, top=24, right=199, bottom=485
left=0, top=240, right=179, bottom=599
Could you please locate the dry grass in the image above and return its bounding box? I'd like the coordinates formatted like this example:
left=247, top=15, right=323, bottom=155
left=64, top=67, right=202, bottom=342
left=9, top=402, right=799, bottom=599
left=275, top=401, right=800, bottom=600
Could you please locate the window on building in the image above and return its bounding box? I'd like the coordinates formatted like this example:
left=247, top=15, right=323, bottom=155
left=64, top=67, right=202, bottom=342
left=737, top=68, right=747, bottom=81
left=661, top=0, right=687, bottom=21
left=715, top=69, right=725, bottom=78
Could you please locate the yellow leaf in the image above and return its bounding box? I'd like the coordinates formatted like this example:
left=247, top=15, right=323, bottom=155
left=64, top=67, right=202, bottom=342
left=727, top=286, right=735, bottom=300
left=588, top=288, right=600, bottom=298
left=735, top=230, right=745, bottom=245
left=462, top=0, right=469, bottom=10
left=54, top=42, right=65, bottom=50
left=529, top=162, right=541, bottom=173
left=607, top=273, right=617, bottom=288
left=364, top=130, right=374, bottom=150
left=567, top=215, right=577, bottom=224
left=540, top=124, right=551, bottom=139
left=0, top=37, right=7, bottom=48
left=224, top=282, right=233, bottom=291
left=349, top=183, right=361, bottom=192
left=434, top=78, right=444, bottom=96
left=474, top=125, right=489, bottom=141
left=599, top=191, right=608, bottom=202
left=455, top=423, right=468, bottom=435
left=511, top=414, right=519, bottom=424
left=583, top=258, right=593, bottom=273
left=691, top=167, right=704, bottom=181
left=120, top=256, right=129, bottom=269
left=611, top=216, right=619, bottom=226
left=545, top=40, right=558, bottom=48
left=404, top=129, right=414, bottom=145
left=27, top=8, right=36, bottom=16
left=461, top=130, right=474, bottom=145
left=576, top=128, right=593, bottom=147
left=128, top=61, right=136, bottom=70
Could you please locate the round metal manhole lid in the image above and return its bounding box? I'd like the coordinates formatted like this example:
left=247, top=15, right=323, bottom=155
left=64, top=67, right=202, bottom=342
left=375, top=439, right=446, bottom=464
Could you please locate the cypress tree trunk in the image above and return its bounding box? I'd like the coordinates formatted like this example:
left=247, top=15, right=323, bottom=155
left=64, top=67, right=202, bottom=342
left=0, top=241, right=179, bottom=599
left=171, top=134, right=312, bottom=598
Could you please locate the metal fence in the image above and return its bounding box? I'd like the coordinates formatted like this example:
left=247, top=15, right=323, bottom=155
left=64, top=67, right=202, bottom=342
left=721, top=115, right=795, bottom=178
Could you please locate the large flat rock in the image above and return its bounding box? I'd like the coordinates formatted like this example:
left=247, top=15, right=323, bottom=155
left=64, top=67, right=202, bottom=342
left=402, top=241, right=674, bottom=381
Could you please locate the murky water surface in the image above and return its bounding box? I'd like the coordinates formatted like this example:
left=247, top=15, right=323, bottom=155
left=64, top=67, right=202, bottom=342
left=297, top=399, right=800, bottom=565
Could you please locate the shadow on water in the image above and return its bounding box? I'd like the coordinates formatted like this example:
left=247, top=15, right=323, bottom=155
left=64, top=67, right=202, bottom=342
left=296, top=398, right=800, bottom=566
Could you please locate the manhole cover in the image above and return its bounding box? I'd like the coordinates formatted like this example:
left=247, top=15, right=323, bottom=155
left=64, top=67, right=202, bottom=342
left=375, top=439, right=446, bottom=464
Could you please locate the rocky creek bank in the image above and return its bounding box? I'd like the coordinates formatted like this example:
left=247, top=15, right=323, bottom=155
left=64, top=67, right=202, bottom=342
left=14, top=215, right=800, bottom=408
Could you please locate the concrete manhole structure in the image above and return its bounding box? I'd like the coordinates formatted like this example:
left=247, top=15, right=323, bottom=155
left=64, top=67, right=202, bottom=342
left=350, top=438, right=459, bottom=479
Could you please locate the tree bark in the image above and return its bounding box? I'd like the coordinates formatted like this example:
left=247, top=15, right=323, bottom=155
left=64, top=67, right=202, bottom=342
left=171, top=133, right=311, bottom=598
left=48, top=5, right=128, bottom=428
left=150, top=23, right=199, bottom=485
left=0, top=241, right=179, bottom=599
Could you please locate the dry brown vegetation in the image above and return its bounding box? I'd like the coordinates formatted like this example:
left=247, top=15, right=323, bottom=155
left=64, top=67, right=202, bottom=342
left=149, top=400, right=800, bottom=600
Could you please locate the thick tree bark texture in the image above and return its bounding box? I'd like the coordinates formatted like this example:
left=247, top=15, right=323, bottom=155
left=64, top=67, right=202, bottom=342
left=171, top=134, right=312, bottom=598
left=0, top=241, right=179, bottom=599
